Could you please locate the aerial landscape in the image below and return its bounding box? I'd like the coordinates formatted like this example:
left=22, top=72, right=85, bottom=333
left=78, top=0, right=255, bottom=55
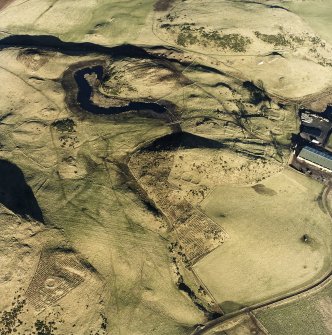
left=0, top=0, right=332, bottom=334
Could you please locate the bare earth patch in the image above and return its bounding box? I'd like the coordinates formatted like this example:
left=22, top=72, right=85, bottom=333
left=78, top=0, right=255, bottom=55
left=154, top=0, right=176, bottom=11
left=0, top=0, right=15, bottom=12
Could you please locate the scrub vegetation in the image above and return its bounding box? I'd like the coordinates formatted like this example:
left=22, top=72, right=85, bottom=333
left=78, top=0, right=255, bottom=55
left=173, top=24, right=252, bottom=52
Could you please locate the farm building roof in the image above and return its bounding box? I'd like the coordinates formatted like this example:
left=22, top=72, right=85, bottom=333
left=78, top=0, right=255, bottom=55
left=298, top=146, right=332, bottom=172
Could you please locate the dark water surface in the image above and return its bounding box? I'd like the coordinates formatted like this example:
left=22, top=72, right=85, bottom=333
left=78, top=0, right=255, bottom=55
left=74, top=66, right=168, bottom=115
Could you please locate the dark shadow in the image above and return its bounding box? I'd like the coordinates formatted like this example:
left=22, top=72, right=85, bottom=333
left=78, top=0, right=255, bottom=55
left=266, top=51, right=284, bottom=58
left=143, top=131, right=225, bottom=151
left=322, top=105, right=332, bottom=121
left=252, top=184, right=277, bottom=196
left=0, top=34, right=159, bottom=59
left=0, top=160, right=44, bottom=222
left=211, top=82, right=233, bottom=91
left=154, top=0, right=176, bottom=11
left=178, top=281, right=222, bottom=319
left=238, top=1, right=290, bottom=12
left=326, top=129, right=332, bottom=147
left=243, top=81, right=271, bottom=105
left=300, top=125, right=322, bottom=138
left=0, top=35, right=226, bottom=81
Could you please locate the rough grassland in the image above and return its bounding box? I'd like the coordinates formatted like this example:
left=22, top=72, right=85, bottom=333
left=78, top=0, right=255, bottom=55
left=193, top=169, right=332, bottom=312
left=0, top=49, right=204, bottom=335
left=0, top=0, right=155, bottom=45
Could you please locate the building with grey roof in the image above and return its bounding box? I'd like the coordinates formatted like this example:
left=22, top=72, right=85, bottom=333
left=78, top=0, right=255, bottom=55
left=297, top=146, right=332, bottom=173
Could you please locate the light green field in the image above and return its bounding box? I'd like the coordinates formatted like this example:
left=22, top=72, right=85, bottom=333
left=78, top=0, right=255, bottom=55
left=282, top=0, right=332, bottom=45
left=255, top=277, right=332, bottom=335
left=193, top=169, right=332, bottom=313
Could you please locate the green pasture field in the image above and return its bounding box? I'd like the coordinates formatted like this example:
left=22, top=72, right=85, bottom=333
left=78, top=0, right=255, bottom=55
left=255, top=277, right=332, bottom=335
left=193, top=169, right=332, bottom=313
